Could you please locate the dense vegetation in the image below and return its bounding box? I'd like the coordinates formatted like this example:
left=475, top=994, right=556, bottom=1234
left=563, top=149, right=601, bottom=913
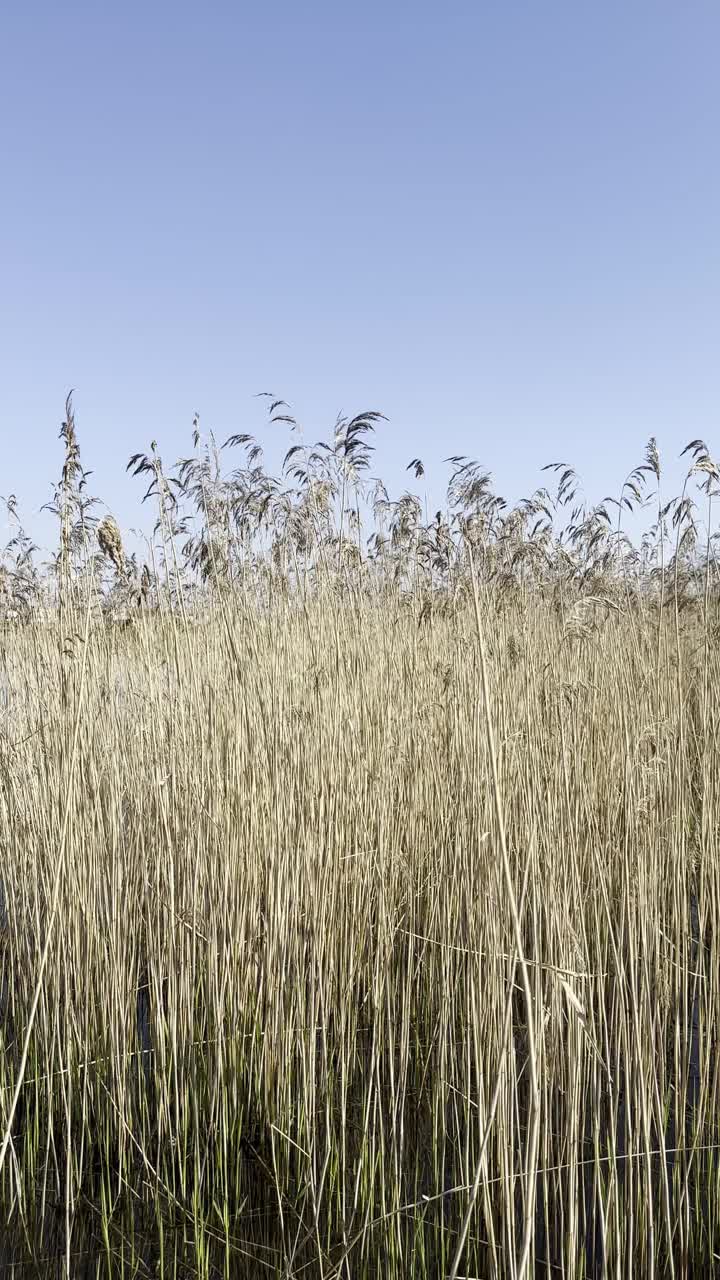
left=1, top=396, right=719, bottom=1277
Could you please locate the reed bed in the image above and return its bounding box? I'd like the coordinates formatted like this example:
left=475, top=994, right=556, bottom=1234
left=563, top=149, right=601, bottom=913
left=0, top=588, right=716, bottom=1278
left=0, top=400, right=719, bottom=1276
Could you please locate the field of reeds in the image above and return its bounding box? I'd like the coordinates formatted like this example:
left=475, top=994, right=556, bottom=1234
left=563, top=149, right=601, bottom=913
left=1, top=397, right=720, bottom=1277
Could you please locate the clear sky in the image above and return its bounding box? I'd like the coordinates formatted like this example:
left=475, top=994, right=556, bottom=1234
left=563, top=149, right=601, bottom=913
left=2, top=2, right=719, bottom=544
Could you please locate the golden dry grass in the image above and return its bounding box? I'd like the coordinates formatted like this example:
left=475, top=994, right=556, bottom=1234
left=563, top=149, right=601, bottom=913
left=0, top=582, right=716, bottom=1277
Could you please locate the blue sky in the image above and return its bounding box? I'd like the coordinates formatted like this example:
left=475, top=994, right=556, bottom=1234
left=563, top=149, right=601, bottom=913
left=2, top=2, right=719, bottom=545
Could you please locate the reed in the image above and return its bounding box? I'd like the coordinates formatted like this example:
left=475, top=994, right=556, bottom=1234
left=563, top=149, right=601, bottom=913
left=0, top=398, right=719, bottom=1276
